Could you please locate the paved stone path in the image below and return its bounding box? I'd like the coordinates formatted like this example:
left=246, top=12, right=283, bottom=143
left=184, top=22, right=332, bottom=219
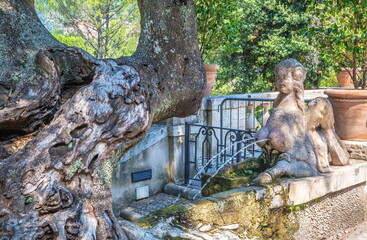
left=120, top=193, right=190, bottom=221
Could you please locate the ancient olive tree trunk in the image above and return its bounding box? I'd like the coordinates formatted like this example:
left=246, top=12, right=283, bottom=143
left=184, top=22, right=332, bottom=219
left=0, top=0, right=205, bottom=239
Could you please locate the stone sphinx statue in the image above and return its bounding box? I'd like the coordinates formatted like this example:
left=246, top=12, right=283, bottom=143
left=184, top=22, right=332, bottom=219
left=254, top=59, right=349, bottom=184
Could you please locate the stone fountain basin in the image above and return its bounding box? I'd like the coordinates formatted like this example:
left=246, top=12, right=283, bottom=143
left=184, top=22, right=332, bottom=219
left=201, top=173, right=253, bottom=197
left=201, top=158, right=260, bottom=196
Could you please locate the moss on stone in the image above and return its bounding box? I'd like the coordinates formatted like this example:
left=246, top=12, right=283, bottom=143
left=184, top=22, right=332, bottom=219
left=134, top=204, right=188, bottom=229
left=140, top=188, right=300, bottom=239
left=201, top=158, right=260, bottom=196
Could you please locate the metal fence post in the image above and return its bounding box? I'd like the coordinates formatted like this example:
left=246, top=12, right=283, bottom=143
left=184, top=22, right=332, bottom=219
left=184, top=122, right=190, bottom=185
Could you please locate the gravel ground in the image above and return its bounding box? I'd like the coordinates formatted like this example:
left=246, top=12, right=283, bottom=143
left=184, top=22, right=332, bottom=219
left=327, top=221, right=367, bottom=240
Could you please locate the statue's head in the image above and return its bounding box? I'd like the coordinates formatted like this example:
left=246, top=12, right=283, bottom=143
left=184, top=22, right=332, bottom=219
left=275, top=59, right=306, bottom=94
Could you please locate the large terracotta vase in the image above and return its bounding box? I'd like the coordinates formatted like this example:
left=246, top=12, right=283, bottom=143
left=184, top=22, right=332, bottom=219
left=325, top=89, right=367, bottom=140
left=336, top=68, right=354, bottom=88
left=203, top=64, right=220, bottom=97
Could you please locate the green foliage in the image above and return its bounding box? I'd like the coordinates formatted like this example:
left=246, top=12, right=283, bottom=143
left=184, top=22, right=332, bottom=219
left=220, top=0, right=328, bottom=94
left=319, top=69, right=338, bottom=87
left=135, top=205, right=188, bottom=229
left=196, top=0, right=333, bottom=94
left=195, top=0, right=241, bottom=62
left=288, top=203, right=309, bottom=212
left=25, top=196, right=33, bottom=204
left=36, top=0, right=140, bottom=59
left=243, top=169, right=254, bottom=175
left=307, top=0, right=367, bottom=88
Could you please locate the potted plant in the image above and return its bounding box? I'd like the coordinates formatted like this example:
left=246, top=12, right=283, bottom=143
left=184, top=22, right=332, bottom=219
left=336, top=68, right=354, bottom=88
left=195, top=0, right=239, bottom=96
left=203, top=64, right=220, bottom=97
left=308, top=0, right=367, bottom=140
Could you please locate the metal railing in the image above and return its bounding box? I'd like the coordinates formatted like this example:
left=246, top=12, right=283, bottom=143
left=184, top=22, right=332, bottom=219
left=184, top=97, right=312, bottom=185
left=184, top=123, right=258, bottom=185
left=219, top=97, right=275, bottom=130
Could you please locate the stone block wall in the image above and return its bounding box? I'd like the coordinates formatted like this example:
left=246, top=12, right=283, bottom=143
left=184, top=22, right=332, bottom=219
left=112, top=125, right=170, bottom=213
left=292, top=183, right=366, bottom=240
left=343, top=141, right=367, bottom=161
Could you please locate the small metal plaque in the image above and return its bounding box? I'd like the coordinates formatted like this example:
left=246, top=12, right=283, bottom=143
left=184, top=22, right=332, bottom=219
left=131, top=169, right=152, bottom=182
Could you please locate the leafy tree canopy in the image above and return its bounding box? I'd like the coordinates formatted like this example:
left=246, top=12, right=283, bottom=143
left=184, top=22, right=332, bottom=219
left=307, top=0, right=367, bottom=88
left=36, top=0, right=140, bottom=59
left=37, top=0, right=335, bottom=94
left=195, top=0, right=334, bottom=95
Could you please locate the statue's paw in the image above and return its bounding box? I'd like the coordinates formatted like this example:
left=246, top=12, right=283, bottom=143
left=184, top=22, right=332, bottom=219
left=317, top=165, right=331, bottom=173
left=253, top=172, right=273, bottom=185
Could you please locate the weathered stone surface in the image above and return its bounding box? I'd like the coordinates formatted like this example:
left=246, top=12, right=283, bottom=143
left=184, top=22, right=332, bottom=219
left=306, top=97, right=349, bottom=170
left=189, top=230, right=213, bottom=240
left=220, top=224, right=240, bottom=230
left=119, top=193, right=187, bottom=222
left=120, top=207, right=143, bottom=221
left=199, top=224, right=211, bottom=232
left=291, top=183, right=365, bottom=240
left=287, top=160, right=367, bottom=206
left=220, top=231, right=241, bottom=240
left=119, top=220, right=160, bottom=240
left=164, top=183, right=202, bottom=200
left=343, top=141, right=367, bottom=161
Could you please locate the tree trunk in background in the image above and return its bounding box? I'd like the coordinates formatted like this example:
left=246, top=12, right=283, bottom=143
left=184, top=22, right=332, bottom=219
left=0, top=0, right=205, bottom=239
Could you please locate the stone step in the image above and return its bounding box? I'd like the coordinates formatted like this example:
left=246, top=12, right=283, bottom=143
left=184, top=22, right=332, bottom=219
left=164, top=183, right=202, bottom=200
left=119, top=192, right=188, bottom=221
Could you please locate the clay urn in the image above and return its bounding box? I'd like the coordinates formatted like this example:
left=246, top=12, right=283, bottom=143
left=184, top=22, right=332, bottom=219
left=203, top=64, right=220, bottom=97
left=325, top=88, right=367, bottom=140
left=336, top=68, right=354, bottom=88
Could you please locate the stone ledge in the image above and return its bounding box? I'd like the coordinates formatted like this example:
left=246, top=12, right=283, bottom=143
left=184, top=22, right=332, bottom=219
left=284, top=160, right=367, bottom=206
left=343, top=141, right=367, bottom=161
left=203, top=89, right=327, bottom=110
left=205, top=160, right=367, bottom=208
left=164, top=183, right=202, bottom=200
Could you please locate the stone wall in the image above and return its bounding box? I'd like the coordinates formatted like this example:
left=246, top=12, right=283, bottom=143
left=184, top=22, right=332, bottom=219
left=292, top=183, right=366, bottom=240
left=343, top=141, right=367, bottom=161
left=112, top=125, right=170, bottom=212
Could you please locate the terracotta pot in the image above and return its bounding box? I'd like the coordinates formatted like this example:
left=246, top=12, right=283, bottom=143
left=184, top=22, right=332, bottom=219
left=336, top=68, right=354, bottom=88
left=325, top=89, right=367, bottom=140
left=203, top=64, right=220, bottom=97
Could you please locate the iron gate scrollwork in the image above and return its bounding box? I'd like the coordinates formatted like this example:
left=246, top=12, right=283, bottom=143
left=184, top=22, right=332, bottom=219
left=184, top=123, right=259, bottom=185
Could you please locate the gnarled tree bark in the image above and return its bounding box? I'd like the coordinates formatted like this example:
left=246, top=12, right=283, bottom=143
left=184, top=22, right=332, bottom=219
left=0, top=0, right=205, bottom=239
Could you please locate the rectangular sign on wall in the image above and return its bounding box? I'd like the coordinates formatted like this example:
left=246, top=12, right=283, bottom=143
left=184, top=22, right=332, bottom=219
left=131, top=169, right=152, bottom=182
